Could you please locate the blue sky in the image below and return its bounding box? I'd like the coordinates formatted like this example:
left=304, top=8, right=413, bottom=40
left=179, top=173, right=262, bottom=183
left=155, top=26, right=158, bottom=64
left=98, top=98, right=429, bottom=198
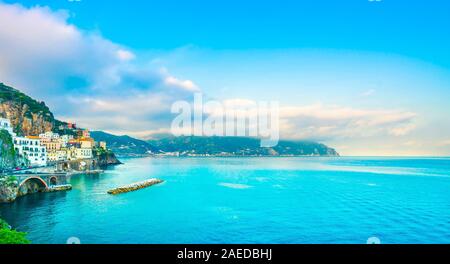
left=7, top=0, right=450, bottom=65
left=0, top=0, right=449, bottom=155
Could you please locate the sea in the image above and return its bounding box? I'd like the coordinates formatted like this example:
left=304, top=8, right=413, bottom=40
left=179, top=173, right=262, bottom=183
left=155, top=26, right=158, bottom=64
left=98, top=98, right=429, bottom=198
left=1, top=157, right=449, bottom=244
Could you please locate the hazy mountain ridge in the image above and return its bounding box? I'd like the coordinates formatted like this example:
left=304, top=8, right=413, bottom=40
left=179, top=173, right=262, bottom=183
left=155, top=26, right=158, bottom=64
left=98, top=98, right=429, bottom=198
left=149, top=136, right=339, bottom=157
left=93, top=132, right=339, bottom=157
left=90, top=131, right=159, bottom=156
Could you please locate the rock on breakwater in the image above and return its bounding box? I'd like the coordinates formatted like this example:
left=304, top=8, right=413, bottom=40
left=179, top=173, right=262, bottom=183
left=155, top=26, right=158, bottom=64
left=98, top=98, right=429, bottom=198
left=107, top=179, right=164, bottom=195
left=47, top=184, right=72, bottom=193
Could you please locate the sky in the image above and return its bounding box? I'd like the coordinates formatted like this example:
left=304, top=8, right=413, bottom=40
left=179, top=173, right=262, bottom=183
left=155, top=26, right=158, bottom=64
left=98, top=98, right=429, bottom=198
left=0, top=0, right=449, bottom=156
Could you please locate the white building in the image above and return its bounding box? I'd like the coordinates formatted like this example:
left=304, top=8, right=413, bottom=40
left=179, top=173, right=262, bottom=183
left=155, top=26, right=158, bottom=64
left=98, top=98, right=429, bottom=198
left=48, top=150, right=68, bottom=162
left=13, top=136, right=48, bottom=167
left=80, top=139, right=94, bottom=149
left=99, top=141, right=107, bottom=150
left=75, top=148, right=93, bottom=159
left=0, top=118, right=15, bottom=137
left=60, top=135, right=74, bottom=147
left=39, top=131, right=60, bottom=141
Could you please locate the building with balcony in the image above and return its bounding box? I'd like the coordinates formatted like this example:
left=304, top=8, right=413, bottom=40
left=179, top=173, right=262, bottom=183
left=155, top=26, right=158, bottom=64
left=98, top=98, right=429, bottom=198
left=48, top=149, right=68, bottom=162
left=74, top=148, right=93, bottom=159
left=13, top=136, right=48, bottom=167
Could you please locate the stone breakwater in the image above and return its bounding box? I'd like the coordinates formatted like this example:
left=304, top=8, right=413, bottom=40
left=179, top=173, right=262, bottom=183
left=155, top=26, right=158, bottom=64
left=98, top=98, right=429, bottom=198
left=107, top=179, right=164, bottom=195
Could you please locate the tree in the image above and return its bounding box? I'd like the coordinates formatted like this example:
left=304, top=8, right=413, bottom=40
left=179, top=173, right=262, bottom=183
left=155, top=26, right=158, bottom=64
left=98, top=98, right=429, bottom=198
left=0, top=218, right=30, bottom=244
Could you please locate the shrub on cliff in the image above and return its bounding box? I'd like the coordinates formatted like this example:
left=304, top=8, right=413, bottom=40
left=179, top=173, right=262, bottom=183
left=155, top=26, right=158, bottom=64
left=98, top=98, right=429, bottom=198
left=0, top=229, right=31, bottom=244
left=0, top=218, right=10, bottom=229
left=0, top=218, right=30, bottom=244
left=0, top=130, right=17, bottom=172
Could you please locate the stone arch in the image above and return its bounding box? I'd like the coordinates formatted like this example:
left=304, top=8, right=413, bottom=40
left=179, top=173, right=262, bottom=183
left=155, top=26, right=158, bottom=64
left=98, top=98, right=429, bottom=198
left=18, top=177, right=48, bottom=196
left=50, top=176, right=58, bottom=186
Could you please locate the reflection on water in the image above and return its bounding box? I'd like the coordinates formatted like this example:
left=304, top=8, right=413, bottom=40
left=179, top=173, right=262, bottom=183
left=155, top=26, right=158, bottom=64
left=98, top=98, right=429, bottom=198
left=1, top=157, right=450, bottom=244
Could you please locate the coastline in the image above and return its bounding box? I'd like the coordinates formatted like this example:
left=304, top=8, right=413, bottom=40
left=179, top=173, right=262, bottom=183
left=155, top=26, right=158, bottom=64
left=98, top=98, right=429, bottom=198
left=0, top=154, right=123, bottom=204
left=118, top=154, right=341, bottom=159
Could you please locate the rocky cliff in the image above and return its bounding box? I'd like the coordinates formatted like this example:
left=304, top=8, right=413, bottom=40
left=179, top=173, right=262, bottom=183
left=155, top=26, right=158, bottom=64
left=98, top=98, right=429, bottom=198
left=0, top=83, right=57, bottom=136
left=0, top=176, right=19, bottom=203
left=95, top=149, right=123, bottom=167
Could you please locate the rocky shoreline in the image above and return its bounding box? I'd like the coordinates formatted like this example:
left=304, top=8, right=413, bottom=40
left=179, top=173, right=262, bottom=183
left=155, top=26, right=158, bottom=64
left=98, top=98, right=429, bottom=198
left=0, top=155, right=122, bottom=203
left=0, top=178, right=73, bottom=203
left=107, top=178, right=164, bottom=195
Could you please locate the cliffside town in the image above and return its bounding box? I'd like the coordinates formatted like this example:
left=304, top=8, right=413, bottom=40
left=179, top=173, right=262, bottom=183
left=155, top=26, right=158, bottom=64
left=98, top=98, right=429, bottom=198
left=0, top=85, right=122, bottom=203
left=0, top=82, right=122, bottom=204
left=1, top=117, right=114, bottom=170
left=0, top=83, right=121, bottom=172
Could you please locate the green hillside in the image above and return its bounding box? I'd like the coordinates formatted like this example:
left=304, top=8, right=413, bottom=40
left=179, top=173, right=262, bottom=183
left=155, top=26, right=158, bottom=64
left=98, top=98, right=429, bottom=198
left=91, top=131, right=159, bottom=156
left=149, top=136, right=339, bottom=156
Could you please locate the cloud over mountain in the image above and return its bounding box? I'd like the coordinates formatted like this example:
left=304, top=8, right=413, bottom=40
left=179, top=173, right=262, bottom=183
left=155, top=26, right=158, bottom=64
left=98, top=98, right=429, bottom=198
left=0, top=2, right=199, bottom=134
left=0, top=3, right=422, bottom=154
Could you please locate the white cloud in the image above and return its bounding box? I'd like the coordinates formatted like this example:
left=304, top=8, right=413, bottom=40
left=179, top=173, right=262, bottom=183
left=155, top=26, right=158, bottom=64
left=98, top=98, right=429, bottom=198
left=403, top=140, right=421, bottom=147
left=117, top=49, right=136, bottom=61
left=164, top=76, right=200, bottom=92
left=0, top=3, right=423, bottom=153
left=188, top=98, right=417, bottom=141
left=0, top=3, right=200, bottom=134
left=0, top=3, right=120, bottom=95
left=280, top=104, right=416, bottom=140
left=388, top=123, right=416, bottom=136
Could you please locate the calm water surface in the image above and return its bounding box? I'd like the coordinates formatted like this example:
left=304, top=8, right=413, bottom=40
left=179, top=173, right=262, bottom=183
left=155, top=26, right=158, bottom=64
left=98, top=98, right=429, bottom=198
left=1, top=157, right=450, bottom=244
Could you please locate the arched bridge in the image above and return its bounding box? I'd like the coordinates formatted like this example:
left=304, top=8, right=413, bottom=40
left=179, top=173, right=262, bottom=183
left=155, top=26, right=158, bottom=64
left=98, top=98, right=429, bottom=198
left=13, top=173, right=68, bottom=190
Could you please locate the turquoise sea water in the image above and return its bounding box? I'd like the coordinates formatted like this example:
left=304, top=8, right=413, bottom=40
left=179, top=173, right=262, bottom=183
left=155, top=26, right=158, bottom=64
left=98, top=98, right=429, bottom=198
left=1, top=157, right=450, bottom=244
